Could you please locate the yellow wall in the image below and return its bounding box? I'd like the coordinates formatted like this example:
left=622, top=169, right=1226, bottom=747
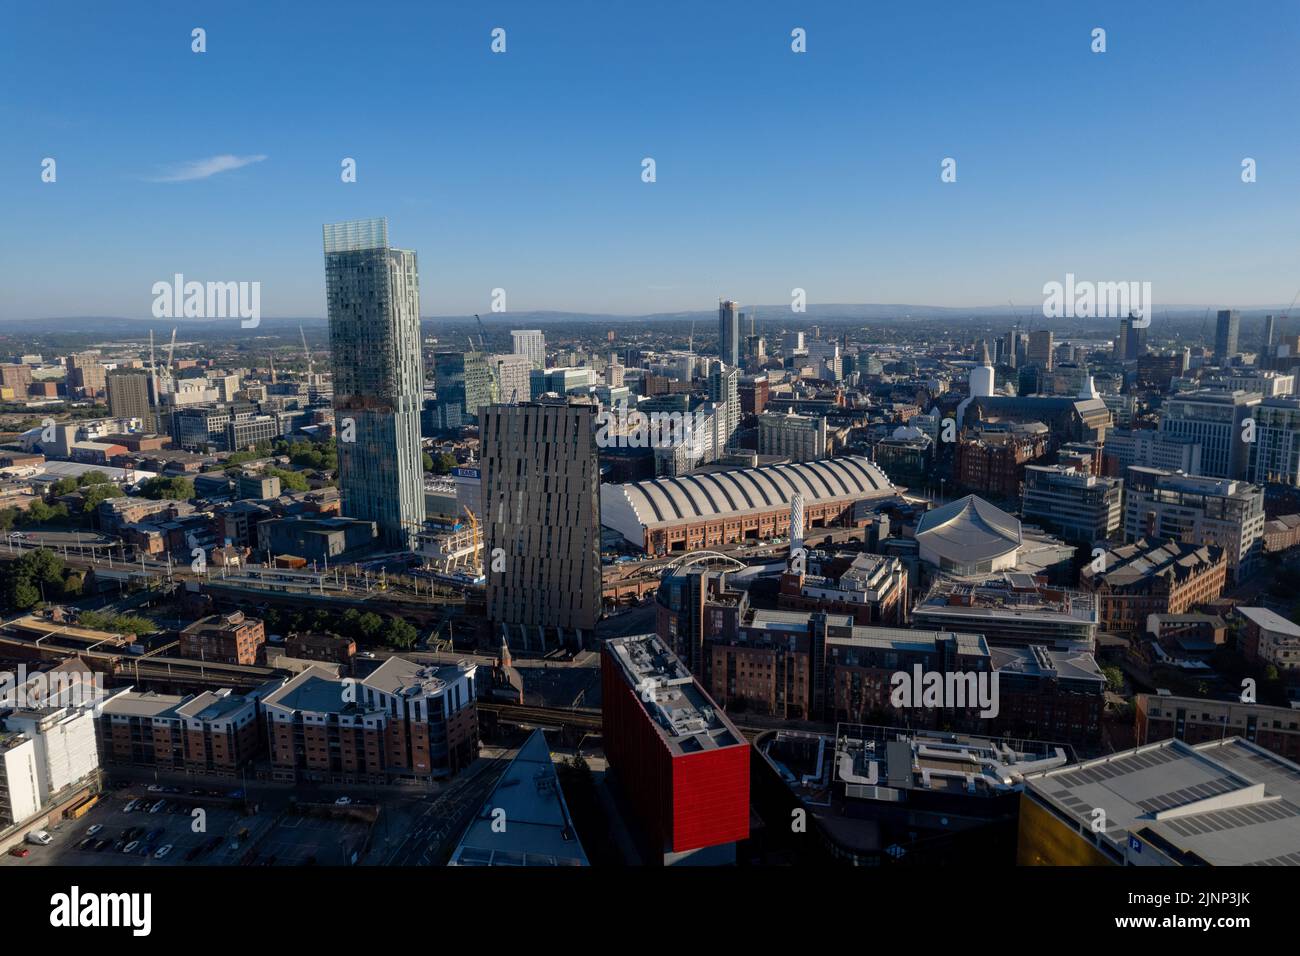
left=1016, top=792, right=1116, bottom=866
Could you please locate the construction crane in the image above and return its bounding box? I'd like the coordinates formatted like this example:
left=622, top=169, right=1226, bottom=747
left=165, top=327, right=178, bottom=373
left=473, top=314, right=489, bottom=352
left=299, top=324, right=313, bottom=378
left=463, top=505, right=482, bottom=575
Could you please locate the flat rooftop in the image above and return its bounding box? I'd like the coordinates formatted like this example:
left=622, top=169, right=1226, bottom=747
left=1024, top=737, right=1300, bottom=865
left=606, top=634, right=745, bottom=756
left=448, top=730, right=588, bottom=867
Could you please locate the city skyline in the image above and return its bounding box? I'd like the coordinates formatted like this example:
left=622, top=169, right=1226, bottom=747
left=5, top=1, right=1299, bottom=320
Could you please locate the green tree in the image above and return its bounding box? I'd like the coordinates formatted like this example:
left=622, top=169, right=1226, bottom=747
left=141, top=476, right=194, bottom=500
left=268, top=468, right=310, bottom=492
left=383, top=618, right=419, bottom=649
left=1101, top=665, right=1124, bottom=692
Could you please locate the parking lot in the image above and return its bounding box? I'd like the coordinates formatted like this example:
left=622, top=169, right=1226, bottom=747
left=3, top=784, right=387, bottom=867
left=257, top=812, right=372, bottom=866
left=2, top=788, right=258, bottom=867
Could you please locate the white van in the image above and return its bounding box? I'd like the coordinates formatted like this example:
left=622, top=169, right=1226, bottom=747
left=25, top=830, right=52, bottom=846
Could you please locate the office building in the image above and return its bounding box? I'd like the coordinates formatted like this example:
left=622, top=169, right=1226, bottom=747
left=1136, top=350, right=1189, bottom=389
left=1158, top=389, right=1260, bottom=479
left=1080, top=539, right=1227, bottom=633
left=262, top=658, right=479, bottom=783
left=481, top=402, right=602, bottom=651
left=1136, top=694, right=1300, bottom=763
left=1214, top=308, right=1240, bottom=362
left=511, top=329, right=546, bottom=369
left=1102, top=427, right=1202, bottom=477
left=912, top=574, right=1098, bottom=650
left=428, top=350, right=497, bottom=432
left=1020, top=465, right=1122, bottom=543
left=718, top=299, right=741, bottom=368
left=1247, top=397, right=1300, bottom=485
left=1026, top=329, right=1054, bottom=370
left=602, top=634, right=749, bottom=865
left=323, top=217, right=426, bottom=550
left=1122, top=466, right=1266, bottom=582
left=758, top=410, right=828, bottom=462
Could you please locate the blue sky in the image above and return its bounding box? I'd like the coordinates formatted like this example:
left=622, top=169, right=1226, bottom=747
left=2, top=0, right=1298, bottom=320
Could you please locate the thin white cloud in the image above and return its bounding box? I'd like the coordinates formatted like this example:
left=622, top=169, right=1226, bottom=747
left=146, top=154, right=267, bottom=182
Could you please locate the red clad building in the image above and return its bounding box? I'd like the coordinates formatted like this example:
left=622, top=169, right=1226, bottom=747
left=602, top=634, right=750, bottom=864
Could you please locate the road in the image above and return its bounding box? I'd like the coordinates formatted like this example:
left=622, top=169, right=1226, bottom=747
left=384, top=752, right=511, bottom=866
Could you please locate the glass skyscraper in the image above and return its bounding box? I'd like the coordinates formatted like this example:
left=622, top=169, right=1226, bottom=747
left=323, top=218, right=426, bottom=550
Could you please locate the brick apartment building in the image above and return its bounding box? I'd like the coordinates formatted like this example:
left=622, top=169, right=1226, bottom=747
left=180, top=611, right=266, bottom=666
left=1079, top=539, right=1227, bottom=634
left=285, top=632, right=357, bottom=666
left=96, top=687, right=261, bottom=776
left=261, top=657, right=479, bottom=783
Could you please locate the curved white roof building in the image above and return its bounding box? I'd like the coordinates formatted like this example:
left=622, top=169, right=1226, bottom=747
left=915, top=494, right=1022, bottom=576
left=601, top=456, right=896, bottom=555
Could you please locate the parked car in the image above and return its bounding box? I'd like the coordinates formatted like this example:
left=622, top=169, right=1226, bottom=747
left=184, top=845, right=203, bottom=861
left=86, top=824, right=103, bottom=837
left=124, top=799, right=140, bottom=813
left=334, top=797, right=352, bottom=806
left=25, top=830, right=52, bottom=846
left=144, top=828, right=163, bottom=843
left=8, top=847, right=29, bottom=858
left=154, top=845, right=173, bottom=859
left=91, top=840, right=109, bottom=852
left=147, top=785, right=163, bottom=793
left=122, top=841, right=140, bottom=854
left=75, top=838, right=93, bottom=851
left=149, top=800, right=166, bottom=814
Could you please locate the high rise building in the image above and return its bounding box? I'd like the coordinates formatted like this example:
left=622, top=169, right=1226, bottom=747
left=706, top=362, right=739, bottom=451
left=323, top=217, right=426, bottom=550
left=65, top=351, right=106, bottom=398
left=1214, top=309, right=1240, bottom=362
left=510, top=329, right=546, bottom=369
left=718, top=299, right=741, bottom=367
left=1263, top=314, right=1277, bottom=355
left=1123, top=466, right=1266, bottom=583
left=757, top=410, right=827, bottom=462
left=1247, top=397, right=1300, bottom=486
left=1026, top=330, right=1054, bottom=371
left=489, top=352, right=533, bottom=405
left=1158, top=389, right=1261, bottom=479
left=481, top=402, right=602, bottom=651
left=427, top=350, right=497, bottom=432
left=106, top=368, right=153, bottom=423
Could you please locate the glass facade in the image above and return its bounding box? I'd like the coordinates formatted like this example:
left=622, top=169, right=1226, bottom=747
left=323, top=218, right=426, bottom=550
